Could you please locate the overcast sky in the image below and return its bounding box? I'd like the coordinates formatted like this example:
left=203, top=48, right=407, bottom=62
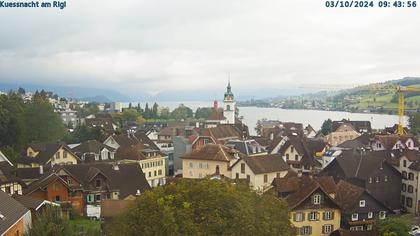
left=1, top=0, right=419, bottom=99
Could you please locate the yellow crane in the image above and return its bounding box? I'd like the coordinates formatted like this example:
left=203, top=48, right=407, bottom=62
left=369, top=84, right=420, bottom=135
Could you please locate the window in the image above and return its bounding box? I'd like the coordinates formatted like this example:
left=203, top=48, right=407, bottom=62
left=158, top=170, right=162, bottom=175
left=95, top=179, right=101, bottom=188
left=298, top=226, right=312, bottom=235
left=403, top=183, right=407, bottom=192
left=226, top=105, right=230, bottom=110
left=291, top=146, right=294, bottom=153
left=351, top=213, right=358, bottom=221
left=276, top=172, right=281, bottom=178
left=95, top=194, right=101, bottom=202
left=368, top=212, right=373, bottom=219
left=55, top=195, right=60, bottom=202
left=409, top=173, right=414, bottom=180
left=5, top=186, right=11, bottom=194
left=55, top=152, right=60, bottom=159
left=264, top=174, right=268, bottom=183
left=375, top=176, right=380, bottom=183
left=63, top=151, right=67, bottom=159
left=235, top=173, right=239, bottom=179
left=154, top=170, right=157, bottom=176
left=53, top=182, right=61, bottom=191
left=408, top=185, right=414, bottom=193
left=359, top=200, right=366, bottom=207
left=368, top=177, right=372, bottom=183
left=350, top=226, right=364, bottom=231
left=384, top=176, right=388, bottom=182
left=407, top=197, right=413, bottom=207
left=308, top=211, right=318, bottom=221
left=148, top=172, right=151, bottom=178
left=189, top=162, right=193, bottom=168
left=241, top=163, right=245, bottom=174
left=294, top=212, right=304, bottom=222
left=323, top=211, right=333, bottom=220
left=401, top=195, right=406, bottom=205
left=403, top=160, right=407, bottom=167
left=295, top=154, right=298, bottom=161
left=322, top=225, right=333, bottom=234
left=286, top=154, right=289, bottom=160
left=402, top=171, right=408, bottom=179
left=199, top=163, right=203, bottom=168
left=367, top=224, right=373, bottom=230
left=379, top=211, right=386, bottom=219
left=313, top=194, right=321, bottom=204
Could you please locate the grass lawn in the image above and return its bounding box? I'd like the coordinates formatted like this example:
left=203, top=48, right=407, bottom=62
left=69, top=218, right=101, bottom=235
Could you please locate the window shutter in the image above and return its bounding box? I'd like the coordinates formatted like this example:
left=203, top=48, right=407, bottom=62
left=309, top=226, right=312, bottom=234
left=322, top=225, right=325, bottom=234
left=293, top=213, right=296, bottom=221
left=322, top=212, right=326, bottom=220
left=331, top=211, right=335, bottom=220
left=317, top=212, right=320, bottom=220
left=302, top=212, right=305, bottom=221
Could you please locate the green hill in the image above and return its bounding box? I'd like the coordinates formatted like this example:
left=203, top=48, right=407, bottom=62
left=337, top=77, right=420, bottom=113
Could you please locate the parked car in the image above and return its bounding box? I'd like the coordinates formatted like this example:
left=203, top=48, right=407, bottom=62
left=409, top=225, right=420, bottom=235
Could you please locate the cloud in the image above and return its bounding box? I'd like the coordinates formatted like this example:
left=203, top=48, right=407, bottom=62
left=0, top=0, right=420, bottom=99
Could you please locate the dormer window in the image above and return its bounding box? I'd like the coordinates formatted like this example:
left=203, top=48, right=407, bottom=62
left=351, top=213, right=358, bottom=221
left=313, top=194, right=321, bottom=205
left=359, top=200, right=366, bottom=207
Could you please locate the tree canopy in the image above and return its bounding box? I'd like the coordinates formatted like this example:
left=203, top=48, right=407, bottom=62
left=409, top=113, right=420, bottom=134
left=377, top=215, right=412, bottom=236
left=0, top=92, right=65, bottom=162
left=171, top=105, right=193, bottom=120
left=321, top=118, right=333, bottom=135
left=108, top=179, right=290, bottom=236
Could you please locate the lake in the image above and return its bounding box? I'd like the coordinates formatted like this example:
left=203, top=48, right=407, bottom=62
left=124, top=101, right=406, bottom=136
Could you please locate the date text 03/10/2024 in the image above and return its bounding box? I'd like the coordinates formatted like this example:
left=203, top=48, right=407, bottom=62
left=325, top=0, right=417, bottom=7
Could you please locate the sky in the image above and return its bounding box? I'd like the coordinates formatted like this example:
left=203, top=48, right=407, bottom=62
left=0, top=0, right=420, bottom=100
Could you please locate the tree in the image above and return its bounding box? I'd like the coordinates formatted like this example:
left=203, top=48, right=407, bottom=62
left=64, top=125, right=106, bottom=143
left=321, top=119, right=333, bottom=135
left=171, top=105, right=193, bottom=120
left=409, top=113, right=420, bottom=134
left=24, top=96, right=65, bottom=143
left=25, top=206, right=72, bottom=236
left=108, top=179, right=290, bottom=236
left=152, top=102, right=159, bottom=118
left=17, top=87, right=26, bottom=95
left=377, top=215, right=412, bottom=236
left=194, top=107, right=214, bottom=119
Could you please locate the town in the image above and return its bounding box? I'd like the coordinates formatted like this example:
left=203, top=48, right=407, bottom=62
left=0, top=81, right=419, bottom=236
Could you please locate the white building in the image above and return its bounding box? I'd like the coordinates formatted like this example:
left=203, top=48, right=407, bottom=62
left=221, top=81, right=236, bottom=124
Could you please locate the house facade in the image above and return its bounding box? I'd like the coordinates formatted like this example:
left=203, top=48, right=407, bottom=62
left=181, top=144, right=241, bottom=179
left=230, top=154, right=289, bottom=191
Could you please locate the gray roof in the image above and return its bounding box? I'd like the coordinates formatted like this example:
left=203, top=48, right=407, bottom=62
left=0, top=190, right=30, bottom=234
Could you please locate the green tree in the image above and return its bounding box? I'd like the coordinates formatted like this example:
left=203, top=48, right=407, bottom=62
left=194, top=107, right=214, bottom=119
left=152, top=102, right=159, bottom=118
left=171, top=104, right=193, bottom=120
left=377, top=215, right=412, bottom=236
left=64, top=125, right=106, bottom=143
left=24, top=96, right=65, bottom=143
left=25, top=206, right=72, bottom=236
left=409, top=113, right=420, bottom=134
left=108, top=179, right=290, bottom=236
left=321, top=118, right=333, bottom=135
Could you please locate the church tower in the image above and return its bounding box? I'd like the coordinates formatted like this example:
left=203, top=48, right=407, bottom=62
left=223, top=80, right=236, bottom=124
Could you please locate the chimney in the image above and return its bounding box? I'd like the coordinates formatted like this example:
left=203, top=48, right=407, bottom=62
left=39, top=165, right=44, bottom=175
left=136, top=189, right=141, bottom=196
